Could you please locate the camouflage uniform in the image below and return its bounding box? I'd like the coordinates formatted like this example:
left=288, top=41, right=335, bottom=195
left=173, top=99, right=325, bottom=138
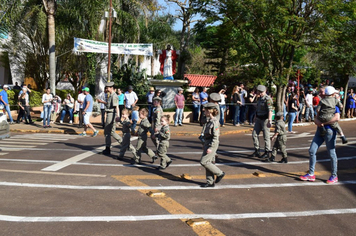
left=271, top=119, right=287, bottom=159
left=104, top=92, right=122, bottom=148
left=151, top=105, right=163, bottom=148
left=134, top=117, right=155, bottom=163
left=118, top=118, right=138, bottom=159
left=252, top=93, right=273, bottom=154
left=200, top=116, right=224, bottom=185
left=157, top=124, right=171, bottom=169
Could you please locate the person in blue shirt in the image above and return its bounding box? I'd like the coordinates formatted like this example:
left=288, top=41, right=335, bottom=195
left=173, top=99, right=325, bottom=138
left=117, top=88, right=125, bottom=120
left=131, top=105, right=139, bottom=133
left=300, top=105, right=340, bottom=184
left=0, top=85, right=14, bottom=123
left=199, top=87, right=208, bottom=126
left=79, top=87, right=98, bottom=137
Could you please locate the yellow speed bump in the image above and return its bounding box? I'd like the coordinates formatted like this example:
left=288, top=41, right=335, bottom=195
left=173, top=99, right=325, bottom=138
left=253, top=172, right=266, bottom=177
left=186, top=218, right=210, bottom=227
left=146, top=190, right=166, bottom=198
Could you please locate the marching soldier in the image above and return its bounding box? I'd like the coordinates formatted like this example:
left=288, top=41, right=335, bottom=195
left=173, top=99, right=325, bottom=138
left=102, top=82, right=122, bottom=155
left=151, top=97, right=163, bottom=152
left=252, top=85, right=273, bottom=159
left=199, top=102, right=225, bottom=188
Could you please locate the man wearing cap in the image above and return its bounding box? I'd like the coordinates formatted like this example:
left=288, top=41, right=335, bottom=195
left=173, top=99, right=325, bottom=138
left=174, top=87, right=185, bottom=126
left=124, top=85, right=138, bottom=110
left=146, top=87, right=155, bottom=121
left=0, top=85, right=14, bottom=124
left=101, top=82, right=122, bottom=155
left=79, top=87, right=99, bottom=137
left=252, top=85, right=273, bottom=159
left=77, top=87, right=86, bottom=128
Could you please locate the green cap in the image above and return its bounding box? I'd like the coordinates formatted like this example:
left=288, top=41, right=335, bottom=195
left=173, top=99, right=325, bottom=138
left=83, top=87, right=90, bottom=92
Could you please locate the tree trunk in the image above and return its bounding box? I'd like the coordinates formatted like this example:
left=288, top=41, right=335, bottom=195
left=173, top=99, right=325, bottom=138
left=342, top=75, right=350, bottom=118
left=48, top=13, right=56, bottom=94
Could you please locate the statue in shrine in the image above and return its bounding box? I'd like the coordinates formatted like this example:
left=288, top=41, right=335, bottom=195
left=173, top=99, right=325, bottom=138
left=158, top=45, right=178, bottom=80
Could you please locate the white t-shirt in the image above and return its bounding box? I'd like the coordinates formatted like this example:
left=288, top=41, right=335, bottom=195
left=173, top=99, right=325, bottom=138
left=124, top=91, right=138, bottom=108
left=42, top=93, right=53, bottom=106
left=305, top=93, right=313, bottom=106
left=219, top=94, right=226, bottom=105
left=77, top=93, right=86, bottom=109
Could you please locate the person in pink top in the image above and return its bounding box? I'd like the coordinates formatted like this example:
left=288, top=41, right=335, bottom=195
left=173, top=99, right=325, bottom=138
left=174, top=87, right=185, bottom=126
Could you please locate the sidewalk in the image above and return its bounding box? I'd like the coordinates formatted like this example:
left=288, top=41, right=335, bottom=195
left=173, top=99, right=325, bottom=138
left=8, top=118, right=356, bottom=137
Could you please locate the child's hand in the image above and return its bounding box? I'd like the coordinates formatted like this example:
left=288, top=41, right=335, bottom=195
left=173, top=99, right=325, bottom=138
left=207, top=149, right=212, bottom=154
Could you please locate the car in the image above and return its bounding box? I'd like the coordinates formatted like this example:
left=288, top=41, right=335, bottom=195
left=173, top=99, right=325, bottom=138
left=0, top=104, right=10, bottom=139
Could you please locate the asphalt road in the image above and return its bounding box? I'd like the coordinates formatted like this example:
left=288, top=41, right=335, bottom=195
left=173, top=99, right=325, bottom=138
left=0, top=121, right=355, bottom=236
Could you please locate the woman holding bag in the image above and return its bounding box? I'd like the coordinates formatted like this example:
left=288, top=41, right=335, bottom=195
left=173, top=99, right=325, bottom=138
left=60, top=94, right=74, bottom=124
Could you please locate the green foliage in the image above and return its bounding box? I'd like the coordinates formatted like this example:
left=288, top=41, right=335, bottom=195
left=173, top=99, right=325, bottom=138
left=113, top=59, right=150, bottom=104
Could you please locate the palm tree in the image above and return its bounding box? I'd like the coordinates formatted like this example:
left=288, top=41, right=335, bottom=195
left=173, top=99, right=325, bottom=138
left=42, top=0, right=56, bottom=94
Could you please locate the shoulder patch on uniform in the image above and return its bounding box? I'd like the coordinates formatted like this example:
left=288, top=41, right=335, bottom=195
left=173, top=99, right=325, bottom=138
left=165, top=130, right=170, bottom=134
left=215, top=126, right=219, bottom=130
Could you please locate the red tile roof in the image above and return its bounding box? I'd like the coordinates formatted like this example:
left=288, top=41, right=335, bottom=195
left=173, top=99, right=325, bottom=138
left=184, top=74, right=217, bottom=87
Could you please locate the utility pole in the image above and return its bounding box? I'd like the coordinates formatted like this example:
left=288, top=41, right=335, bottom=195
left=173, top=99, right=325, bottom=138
left=107, top=0, right=113, bottom=82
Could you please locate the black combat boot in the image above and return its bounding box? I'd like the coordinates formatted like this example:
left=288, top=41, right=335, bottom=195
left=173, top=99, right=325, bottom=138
left=102, top=146, right=111, bottom=155
left=252, top=149, right=261, bottom=158
left=260, top=151, right=269, bottom=159
left=279, top=157, right=288, bottom=163
left=262, top=154, right=274, bottom=162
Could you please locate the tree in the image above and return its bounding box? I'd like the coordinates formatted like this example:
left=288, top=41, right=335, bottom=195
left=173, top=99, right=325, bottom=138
left=42, top=0, right=56, bottom=94
left=197, top=0, right=344, bottom=112
left=167, top=0, right=198, bottom=79
left=318, top=1, right=356, bottom=117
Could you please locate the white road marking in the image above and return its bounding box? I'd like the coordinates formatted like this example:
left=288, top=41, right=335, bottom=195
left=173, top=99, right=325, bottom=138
left=0, top=169, right=106, bottom=177
left=41, top=137, right=138, bottom=172
left=0, top=144, right=36, bottom=148
left=0, top=208, right=355, bottom=222
left=1, top=156, right=356, bottom=168
left=41, top=147, right=106, bottom=172
left=0, top=180, right=355, bottom=191
left=0, top=141, right=48, bottom=145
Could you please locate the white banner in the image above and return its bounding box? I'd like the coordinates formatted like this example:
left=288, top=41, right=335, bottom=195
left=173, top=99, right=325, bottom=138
left=74, top=37, right=153, bottom=56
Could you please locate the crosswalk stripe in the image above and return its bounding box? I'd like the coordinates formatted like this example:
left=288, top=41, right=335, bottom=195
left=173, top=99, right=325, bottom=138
left=0, top=180, right=355, bottom=190
left=0, top=208, right=355, bottom=222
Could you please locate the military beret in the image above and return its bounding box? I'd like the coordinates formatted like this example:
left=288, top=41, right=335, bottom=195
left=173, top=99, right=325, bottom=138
left=257, top=85, right=266, bottom=92
left=203, top=102, right=217, bottom=109
left=153, top=96, right=162, bottom=101
left=105, top=81, right=115, bottom=87
left=209, top=93, right=221, bottom=102
left=275, top=111, right=283, bottom=117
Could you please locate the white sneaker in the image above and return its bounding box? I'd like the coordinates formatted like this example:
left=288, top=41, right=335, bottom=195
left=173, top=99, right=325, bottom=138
left=69, top=120, right=73, bottom=124
left=60, top=120, right=63, bottom=124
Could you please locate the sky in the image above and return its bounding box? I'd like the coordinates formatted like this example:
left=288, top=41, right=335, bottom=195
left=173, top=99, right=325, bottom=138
left=157, top=0, right=201, bottom=31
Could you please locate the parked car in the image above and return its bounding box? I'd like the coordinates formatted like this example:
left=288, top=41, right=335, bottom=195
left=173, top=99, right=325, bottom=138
left=0, top=104, right=10, bottom=139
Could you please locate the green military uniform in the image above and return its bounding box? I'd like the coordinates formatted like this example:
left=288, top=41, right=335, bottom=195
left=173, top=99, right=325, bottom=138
left=157, top=124, right=171, bottom=169
left=134, top=117, right=156, bottom=164
left=118, top=118, right=138, bottom=159
left=271, top=119, right=287, bottom=159
left=200, top=116, right=224, bottom=185
left=252, top=92, right=273, bottom=155
left=151, top=105, right=163, bottom=148
left=104, top=92, right=122, bottom=149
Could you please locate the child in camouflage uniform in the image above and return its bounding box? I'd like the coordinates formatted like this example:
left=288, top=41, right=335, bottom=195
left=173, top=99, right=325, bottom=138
left=117, top=109, right=138, bottom=160
left=133, top=108, right=157, bottom=164
left=265, top=112, right=288, bottom=163
left=154, top=115, right=172, bottom=170
left=317, top=86, right=347, bottom=144
left=199, top=103, right=225, bottom=188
